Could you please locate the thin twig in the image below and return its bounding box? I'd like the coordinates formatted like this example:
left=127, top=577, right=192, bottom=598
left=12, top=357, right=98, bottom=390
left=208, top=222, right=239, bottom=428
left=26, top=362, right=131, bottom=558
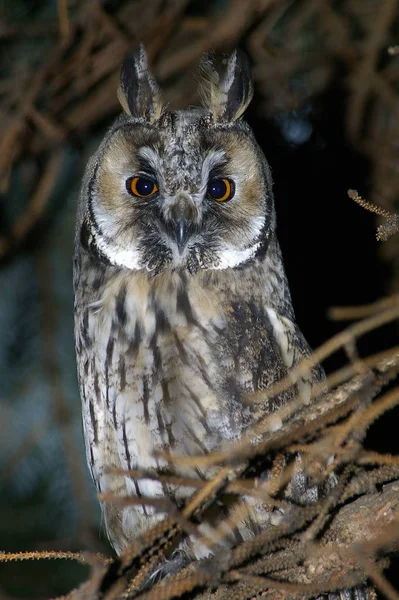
left=58, top=0, right=70, bottom=44
left=0, top=151, right=63, bottom=259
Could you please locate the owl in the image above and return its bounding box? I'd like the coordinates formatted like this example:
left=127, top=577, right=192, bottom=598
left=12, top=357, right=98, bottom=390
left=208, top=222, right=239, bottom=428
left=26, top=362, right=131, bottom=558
left=74, top=46, right=359, bottom=596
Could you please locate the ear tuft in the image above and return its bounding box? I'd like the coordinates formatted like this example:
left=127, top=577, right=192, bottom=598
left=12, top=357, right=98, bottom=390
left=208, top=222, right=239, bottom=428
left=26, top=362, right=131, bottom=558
left=118, top=44, right=163, bottom=122
left=199, top=50, right=253, bottom=122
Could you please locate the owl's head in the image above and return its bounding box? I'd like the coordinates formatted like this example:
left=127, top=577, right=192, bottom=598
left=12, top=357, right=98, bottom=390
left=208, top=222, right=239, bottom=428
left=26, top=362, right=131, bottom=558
left=79, top=46, right=276, bottom=275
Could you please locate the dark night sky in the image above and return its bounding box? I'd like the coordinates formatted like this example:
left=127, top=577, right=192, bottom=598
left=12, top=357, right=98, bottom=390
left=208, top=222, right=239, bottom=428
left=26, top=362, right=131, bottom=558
left=248, top=84, right=397, bottom=452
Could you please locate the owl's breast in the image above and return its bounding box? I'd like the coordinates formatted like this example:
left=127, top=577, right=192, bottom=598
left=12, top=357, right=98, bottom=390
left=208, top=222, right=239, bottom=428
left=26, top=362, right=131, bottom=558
left=114, top=270, right=251, bottom=448
left=77, top=266, right=312, bottom=472
left=77, top=270, right=250, bottom=479
left=75, top=265, right=318, bottom=553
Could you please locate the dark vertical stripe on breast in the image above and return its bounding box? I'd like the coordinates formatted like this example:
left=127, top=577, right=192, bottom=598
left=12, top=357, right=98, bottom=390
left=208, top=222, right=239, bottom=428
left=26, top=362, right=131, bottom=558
left=155, top=404, right=167, bottom=447
left=122, top=420, right=148, bottom=516
left=93, top=370, right=100, bottom=403
left=118, top=356, right=126, bottom=391
left=104, top=366, right=110, bottom=408
left=106, top=336, right=115, bottom=364
left=165, top=420, right=176, bottom=449
left=192, top=349, right=214, bottom=391
left=122, top=420, right=132, bottom=470
left=89, top=444, right=95, bottom=473
left=172, top=332, right=189, bottom=365
left=152, top=341, right=162, bottom=373
left=89, top=400, right=98, bottom=445
left=176, top=286, right=196, bottom=325
left=154, top=307, right=171, bottom=333
left=112, top=394, right=118, bottom=429
left=105, top=337, right=114, bottom=408
left=81, top=310, right=92, bottom=348
left=142, top=376, right=150, bottom=424
left=154, top=407, right=172, bottom=497
left=161, top=380, right=172, bottom=408
left=115, top=285, right=127, bottom=327
left=83, top=358, right=89, bottom=377
left=127, top=322, right=141, bottom=359
left=184, top=388, right=212, bottom=434
left=184, top=423, right=209, bottom=455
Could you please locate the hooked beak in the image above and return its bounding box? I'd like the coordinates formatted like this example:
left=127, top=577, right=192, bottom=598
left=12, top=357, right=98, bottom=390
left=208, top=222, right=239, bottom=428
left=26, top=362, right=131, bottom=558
left=176, top=218, right=189, bottom=252
left=167, top=194, right=199, bottom=254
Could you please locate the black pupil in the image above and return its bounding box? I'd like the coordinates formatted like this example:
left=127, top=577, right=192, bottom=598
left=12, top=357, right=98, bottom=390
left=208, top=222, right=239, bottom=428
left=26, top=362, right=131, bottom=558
left=209, top=179, right=227, bottom=199
left=136, top=177, right=154, bottom=196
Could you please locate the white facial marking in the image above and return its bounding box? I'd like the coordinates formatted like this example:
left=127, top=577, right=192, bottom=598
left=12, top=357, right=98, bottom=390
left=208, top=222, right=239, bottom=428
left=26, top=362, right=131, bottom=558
left=214, top=215, right=265, bottom=270
left=91, top=197, right=142, bottom=270
left=96, top=237, right=142, bottom=270
left=214, top=242, right=261, bottom=269
left=201, top=149, right=226, bottom=190
left=138, top=146, right=162, bottom=173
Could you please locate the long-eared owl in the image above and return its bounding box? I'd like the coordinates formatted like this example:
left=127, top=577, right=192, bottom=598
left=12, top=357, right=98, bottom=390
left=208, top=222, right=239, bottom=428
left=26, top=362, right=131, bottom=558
left=73, top=47, right=324, bottom=558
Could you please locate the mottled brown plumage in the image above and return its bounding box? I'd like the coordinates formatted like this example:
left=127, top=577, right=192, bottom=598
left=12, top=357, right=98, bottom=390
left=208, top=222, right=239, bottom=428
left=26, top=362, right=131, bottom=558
left=74, top=45, right=321, bottom=553
left=73, top=48, right=365, bottom=600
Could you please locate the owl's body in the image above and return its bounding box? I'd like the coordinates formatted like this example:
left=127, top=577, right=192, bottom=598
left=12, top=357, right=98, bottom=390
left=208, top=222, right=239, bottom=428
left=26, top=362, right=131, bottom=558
left=75, top=234, right=317, bottom=553
left=74, top=49, right=322, bottom=556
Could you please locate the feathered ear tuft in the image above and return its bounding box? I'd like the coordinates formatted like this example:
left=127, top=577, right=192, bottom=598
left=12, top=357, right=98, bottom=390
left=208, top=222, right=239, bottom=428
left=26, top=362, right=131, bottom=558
left=198, top=50, right=253, bottom=123
left=118, top=44, right=163, bottom=123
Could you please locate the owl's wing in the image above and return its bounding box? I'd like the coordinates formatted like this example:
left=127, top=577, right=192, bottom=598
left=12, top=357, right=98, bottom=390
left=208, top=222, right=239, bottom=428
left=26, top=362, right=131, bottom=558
left=264, top=306, right=325, bottom=399
left=226, top=301, right=324, bottom=419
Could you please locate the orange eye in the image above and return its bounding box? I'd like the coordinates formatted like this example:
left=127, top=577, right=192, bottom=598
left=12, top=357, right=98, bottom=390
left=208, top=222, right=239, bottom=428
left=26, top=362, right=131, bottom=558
left=208, top=178, right=234, bottom=202
left=128, top=176, right=158, bottom=198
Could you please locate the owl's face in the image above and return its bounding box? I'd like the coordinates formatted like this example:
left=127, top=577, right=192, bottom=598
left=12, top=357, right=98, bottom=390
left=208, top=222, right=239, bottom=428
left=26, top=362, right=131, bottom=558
left=80, top=48, right=275, bottom=275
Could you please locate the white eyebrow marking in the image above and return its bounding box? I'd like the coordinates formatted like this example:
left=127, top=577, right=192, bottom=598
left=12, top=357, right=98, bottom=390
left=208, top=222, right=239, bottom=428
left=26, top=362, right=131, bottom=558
left=199, top=149, right=227, bottom=194
left=138, top=146, right=161, bottom=172
left=202, top=149, right=226, bottom=178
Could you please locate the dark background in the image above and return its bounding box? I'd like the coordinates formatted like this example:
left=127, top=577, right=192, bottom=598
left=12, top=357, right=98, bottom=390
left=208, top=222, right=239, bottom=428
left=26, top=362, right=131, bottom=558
left=0, top=0, right=398, bottom=597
